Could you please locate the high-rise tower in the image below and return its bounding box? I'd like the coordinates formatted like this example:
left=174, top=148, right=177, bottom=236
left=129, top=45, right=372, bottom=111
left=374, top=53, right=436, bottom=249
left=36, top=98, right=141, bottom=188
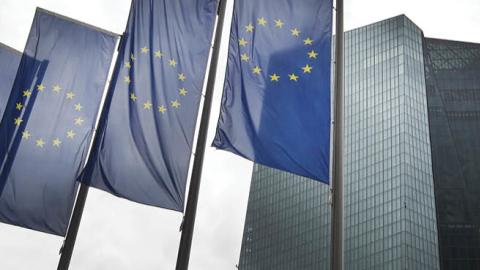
left=424, top=38, right=480, bottom=270
left=238, top=15, right=447, bottom=270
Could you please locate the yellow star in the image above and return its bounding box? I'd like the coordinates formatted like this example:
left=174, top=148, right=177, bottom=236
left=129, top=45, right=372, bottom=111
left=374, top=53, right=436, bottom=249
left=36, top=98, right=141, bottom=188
left=23, top=89, right=31, bottom=97
left=270, top=73, right=280, bottom=82
left=130, top=53, right=136, bottom=61
left=257, top=17, right=267, bottom=26
left=37, top=84, right=45, bottom=92
left=74, top=117, right=84, bottom=126
left=171, top=100, right=181, bottom=108
left=289, top=73, right=299, bottom=81
left=130, top=92, right=137, bottom=101
left=74, top=103, right=83, bottom=111
left=178, top=73, right=186, bottom=81
left=141, top=46, right=149, bottom=54
left=14, top=117, right=23, bottom=126
left=22, top=131, right=31, bottom=140
left=36, top=138, right=45, bottom=148
left=303, top=38, right=313, bottom=45
left=291, top=28, right=301, bottom=37
left=308, top=50, right=318, bottom=59
left=239, top=38, right=248, bottom=47
left=124, top=76, right=131, bottom=84
left=169, top=59, right=177, bottom=67
left=52, top=138, right=62, bottom=147
left=302, top=64, right=313, bottom=73
left=241, top=53, right=249, bottom=62
left=158, top=105, right=167, bottom=113
left=245, top=23, right=254, bottom=33
left=66, top=91, right=75, bottom=100
left=179, top=88, right=188, bottom=96
left=124, top=62, right=131, bottom=69
left=16, top=102, right=23, bottom=110
left=143, top=101, right=152, bottom=110
left=274, top=19, right=284, bottom=28
left=252, top=65, right=262, bottom=75
left=154, top=50, right=163, bottom=58
left=53, top=84, right=62, bottom=93
left=67, top=130, right=76, bottom=139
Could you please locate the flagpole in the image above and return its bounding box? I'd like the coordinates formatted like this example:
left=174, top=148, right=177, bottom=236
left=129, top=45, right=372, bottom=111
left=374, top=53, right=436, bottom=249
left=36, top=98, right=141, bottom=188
left=175, top=0, right=227, bottom=269
left=331, top=0, right=344, bottom=269
left=57, top=183, right=89, bottom=270
left=57, top=37, right=121, bottom=270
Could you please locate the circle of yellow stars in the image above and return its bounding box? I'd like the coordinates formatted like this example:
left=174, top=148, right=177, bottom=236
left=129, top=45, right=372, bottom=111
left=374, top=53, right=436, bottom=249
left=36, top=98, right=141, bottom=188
left=238, top=17, right=320, bottom=84
left=14, top=83, right=83, bottom=149
left=124, top=47, right=190, bottom=114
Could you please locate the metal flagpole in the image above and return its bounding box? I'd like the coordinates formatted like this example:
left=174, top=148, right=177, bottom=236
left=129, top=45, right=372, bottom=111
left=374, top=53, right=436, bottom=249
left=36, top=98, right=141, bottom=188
left=57, top=37, right=122, bottom=270
left=175, top=0, right=227, bottom=268
left=57, top=183, right=90, bottom=270
left=331, top=0, right=344, bottom=269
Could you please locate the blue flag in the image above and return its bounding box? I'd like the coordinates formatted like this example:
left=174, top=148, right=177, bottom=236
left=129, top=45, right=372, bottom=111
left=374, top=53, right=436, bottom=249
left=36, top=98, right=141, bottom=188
left=213, top=0, right=333, bottom=183
left=0, top=43, right=21, bottom=118
left=82, top=0, right=217, bottom=211
left=0, top=8, right=117, bottom=235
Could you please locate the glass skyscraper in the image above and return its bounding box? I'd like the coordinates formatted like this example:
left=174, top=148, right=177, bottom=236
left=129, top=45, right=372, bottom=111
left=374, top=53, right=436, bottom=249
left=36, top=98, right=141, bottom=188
left=424, top=38, right=480, bottom=270
left=240, top=166, right=331, bottom=269
left=343, top=15, right=438, bottom=270
left=238, top=15, right=480, bottom=270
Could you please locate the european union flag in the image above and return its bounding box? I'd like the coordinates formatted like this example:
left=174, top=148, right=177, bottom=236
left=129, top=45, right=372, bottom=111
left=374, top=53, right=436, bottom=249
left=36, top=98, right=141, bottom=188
left=213, top=0, right=333, bottom=183
left=0, top=43, right=21, bottom=118
left=82, top=0, right=217, bottom=211
left=0, top=8, right=117, bottom=235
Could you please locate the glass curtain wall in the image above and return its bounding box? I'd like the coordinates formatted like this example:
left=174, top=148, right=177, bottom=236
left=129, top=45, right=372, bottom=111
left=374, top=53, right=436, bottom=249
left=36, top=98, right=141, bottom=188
left=424, top=38, right=480, bottom=270
left=344, top=15, right=439, bottom=270
left=238, top=15, right=440, bottom=270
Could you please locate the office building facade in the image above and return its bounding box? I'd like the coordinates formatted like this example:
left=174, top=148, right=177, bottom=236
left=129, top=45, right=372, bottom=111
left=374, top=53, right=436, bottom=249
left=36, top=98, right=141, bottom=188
left=238, top=15, right=480, bottom=270
left=424, top=38, right=480, bottom=269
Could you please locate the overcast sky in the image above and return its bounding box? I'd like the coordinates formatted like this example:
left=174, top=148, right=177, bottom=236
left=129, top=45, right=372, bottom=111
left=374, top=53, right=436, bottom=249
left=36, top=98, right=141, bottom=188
left=0, top=0, right=479, bottom=269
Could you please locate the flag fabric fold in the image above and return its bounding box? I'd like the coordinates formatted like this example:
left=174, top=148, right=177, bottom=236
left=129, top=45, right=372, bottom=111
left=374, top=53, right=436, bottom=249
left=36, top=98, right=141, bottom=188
left=213, top=0, right=333, bottom=183
left=0, top=8, right=117, bottom=235
left=0, top=43, right=21, bottom=118
left=81, top=0, right=217, bottom=211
